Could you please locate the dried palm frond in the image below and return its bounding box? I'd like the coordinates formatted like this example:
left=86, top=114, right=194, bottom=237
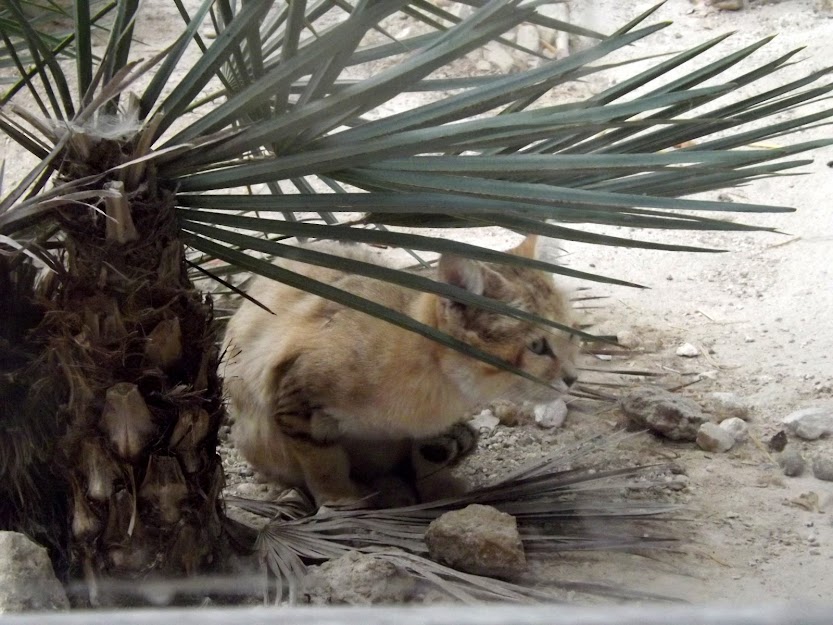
left=228, top=432, right=683, bottom=605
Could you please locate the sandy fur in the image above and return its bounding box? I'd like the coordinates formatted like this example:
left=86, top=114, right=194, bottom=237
left=222, top=237, right=578, bottom=504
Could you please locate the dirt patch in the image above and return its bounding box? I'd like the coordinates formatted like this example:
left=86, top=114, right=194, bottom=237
left=215, top=0, right=833, bottom=604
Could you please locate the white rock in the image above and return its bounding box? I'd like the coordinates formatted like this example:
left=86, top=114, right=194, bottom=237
left=696, top=422, right=735, bottom=453
left=616, top=329, right=640, bottom=348
left=515, top=24, right=540, bottom=53
left=0, top=532, right=69, bottom=612
left=533, top=398, right=568, bottom=429
left=719, top=417, right=749, bottom=443
left=483, top=42, right=516, bottom=73
left=468, top=409, right=500, bottom=434
left=783, top=406, right=833, bottom=440
left=676, top=343, right=699, bottom=357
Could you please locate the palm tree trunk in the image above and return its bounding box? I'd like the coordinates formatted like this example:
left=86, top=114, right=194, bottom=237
left=6, top=182, right=227, bottom=605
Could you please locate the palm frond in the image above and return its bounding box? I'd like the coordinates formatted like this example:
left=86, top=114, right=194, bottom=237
left=2, top=1, right=832, bottom=375
left=229, top=432, right=682, bottom=604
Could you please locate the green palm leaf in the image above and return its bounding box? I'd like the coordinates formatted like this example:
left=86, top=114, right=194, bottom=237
left=2, top=0, right=833, bottom=600
left=2, top=0, right=832, bottom=369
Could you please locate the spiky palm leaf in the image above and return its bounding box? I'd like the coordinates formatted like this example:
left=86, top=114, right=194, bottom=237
left=0, top=0, right=831, bottom=606
left=228, top=432, right=681, bottom=604
left=2, top=1, right=831, bottom=363
left=0, top=1, right=114, bottom=90
left=3, top=0, right=831, bottom=375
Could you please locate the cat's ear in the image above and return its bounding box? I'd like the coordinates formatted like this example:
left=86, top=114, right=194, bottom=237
left=437, top=254, right=484, bottom=296
left=509, top=234, right=539, bottom=259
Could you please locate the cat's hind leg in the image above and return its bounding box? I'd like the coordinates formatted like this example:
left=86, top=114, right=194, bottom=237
left=269, top=361, right=369, bottom=507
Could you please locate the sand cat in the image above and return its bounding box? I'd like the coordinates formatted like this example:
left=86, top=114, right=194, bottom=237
left=221, top=235, right=578, bottom=506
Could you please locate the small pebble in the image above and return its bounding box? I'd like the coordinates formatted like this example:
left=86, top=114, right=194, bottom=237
left=616, top=330, right=640, bottom=349
left=533, top=398, right=568, bottom=429
left=710, top=0, right=746, bottom=10
left=812, top=455, right=833, bottom=482
left=779, top=445, right=806, bottom=477
left=666, top=475, right=689, bottom=491
left=676, top=343, right=699, bottom=358
left=719, top=417, right=749, bottom=443
left=468, top=409, right=500, bottom=434
left=696, top=422, right=735, bottom=453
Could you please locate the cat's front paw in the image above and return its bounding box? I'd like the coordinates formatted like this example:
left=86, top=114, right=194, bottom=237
left=415, top=421, right=478, bottom=468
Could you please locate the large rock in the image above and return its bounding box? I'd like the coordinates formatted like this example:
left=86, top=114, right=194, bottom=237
left=0, top=532, right=68, bottom=613
left=619, top=386, right=708, bottom=441
left=783, top=406, right=833, bottom=440
left=301, top=551, right=415, bottom=605
left=425, top=504, right=525, bottom=577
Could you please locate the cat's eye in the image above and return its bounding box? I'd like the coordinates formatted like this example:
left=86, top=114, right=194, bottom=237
left=528, top=337, right=552, bottom=356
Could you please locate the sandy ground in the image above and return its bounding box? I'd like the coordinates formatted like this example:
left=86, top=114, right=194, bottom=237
left=4, top=0, right=833, bottom=608
left=542, top=0, right=833, bottom=603
left=198, top=0, right=833, bottom=605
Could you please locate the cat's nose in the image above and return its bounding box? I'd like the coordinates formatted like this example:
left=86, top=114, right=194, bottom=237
left=562, top=372, right=578, bottom=387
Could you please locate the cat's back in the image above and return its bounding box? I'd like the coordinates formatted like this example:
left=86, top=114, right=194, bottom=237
left=222, top=243, right=417, bottom=374
left=228, top=242, right=413, bottom=334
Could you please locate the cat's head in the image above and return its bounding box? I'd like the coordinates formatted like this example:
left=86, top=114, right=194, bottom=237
left=434, top=235, right=579, bottom=405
